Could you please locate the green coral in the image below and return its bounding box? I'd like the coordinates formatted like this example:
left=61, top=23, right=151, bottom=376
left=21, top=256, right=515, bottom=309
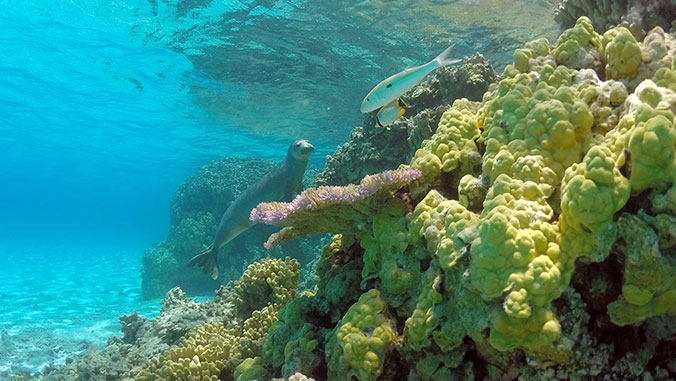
left=403, top=269, right=442, bottom=350
left=602, top=26, right=642, bottom=80
left=553, top=16, right=601, bottom=68
left=263, top=296, right=324, bottom=378
left=608, top=213, right=676, bottom=325
left=360, top=201, right=421, bottom=296
left=326, top=289, right=396, bottom=381
left=234, top=357, right=268, bottom=381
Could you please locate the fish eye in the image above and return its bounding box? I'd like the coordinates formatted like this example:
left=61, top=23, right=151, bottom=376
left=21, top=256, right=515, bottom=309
left=367, top=98, right=370, bottom=102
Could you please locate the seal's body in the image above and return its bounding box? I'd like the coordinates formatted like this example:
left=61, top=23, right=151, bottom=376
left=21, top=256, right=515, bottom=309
left=188, top=139, right=314, bottom=279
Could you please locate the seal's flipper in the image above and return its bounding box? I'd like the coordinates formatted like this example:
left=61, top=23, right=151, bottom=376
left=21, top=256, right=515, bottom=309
left=188, top=245, right=219, bottom=280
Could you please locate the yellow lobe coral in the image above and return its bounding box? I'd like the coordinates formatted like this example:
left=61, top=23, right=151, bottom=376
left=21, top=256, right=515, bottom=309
left=489, top=306, right=564, bottom=360
left=553, top=16, right=601, bottom=68
left=560, top=145, right=631, bottom=234
left=410, top=98, right=482, bottom=182
left=327, top=289, right=397, bottom=381
left=479, top=67, right=592, bottom=186
left=470, top=175, right=559, bottom=299
left=235, top=257, right=300, bottom=316
left=602, top=27, right=642, bottom=80
left=513, top=38, right=551, bottom=73
left=625, top=103, right=676, bottom=192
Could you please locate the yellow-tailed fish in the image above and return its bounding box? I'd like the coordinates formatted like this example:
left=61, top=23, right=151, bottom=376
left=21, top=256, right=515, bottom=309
left=361, top=45, right=460, bottom=113
left=376, top=98, right=407, bottom=127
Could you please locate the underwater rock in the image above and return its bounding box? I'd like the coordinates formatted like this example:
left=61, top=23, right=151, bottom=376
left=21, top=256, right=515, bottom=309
left=141, top=157, right=325, bottom=299
left=316, top=53, right=497, bottom=187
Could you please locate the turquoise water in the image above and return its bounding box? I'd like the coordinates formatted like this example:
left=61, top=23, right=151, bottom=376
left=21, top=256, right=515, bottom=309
left=0, top=0, right=558, bottom=375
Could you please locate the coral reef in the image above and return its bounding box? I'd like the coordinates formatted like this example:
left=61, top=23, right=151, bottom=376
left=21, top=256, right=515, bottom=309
left=141, top=157, right=324, bottom=299
left=554, top=0, right=676, bottom=37
left=250, top=17, right=676, bottom=379
left=26, top=15, right=676, bottom=381
left=316, top=53, right=497, bottom=186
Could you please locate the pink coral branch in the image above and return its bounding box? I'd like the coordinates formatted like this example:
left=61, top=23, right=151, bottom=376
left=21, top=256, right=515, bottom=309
left=250, top=169, right=422, bottom=226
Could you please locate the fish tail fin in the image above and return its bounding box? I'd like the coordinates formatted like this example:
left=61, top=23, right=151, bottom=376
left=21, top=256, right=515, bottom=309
left=188, top=244, right=219, bottom=280
left=435, top=44, right=462, bottom=67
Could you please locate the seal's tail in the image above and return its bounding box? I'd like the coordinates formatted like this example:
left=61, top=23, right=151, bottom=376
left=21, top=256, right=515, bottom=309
left=188, top=244, right=219, bottom=280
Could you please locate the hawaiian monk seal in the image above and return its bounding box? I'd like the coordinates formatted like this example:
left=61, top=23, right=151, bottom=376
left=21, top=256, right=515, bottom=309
left=188, top=139, right=314, bottom=279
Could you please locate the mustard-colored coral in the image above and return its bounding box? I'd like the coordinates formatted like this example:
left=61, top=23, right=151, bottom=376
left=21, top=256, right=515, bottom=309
left=327, top=289, right=397, bottom=381
left=560, top=145, right=631, bottom=234
left=410, top=98, right=482, bottom=182
left=625, top=103, right=676, bottom=192
left=235, top=257, right=300, bottom=315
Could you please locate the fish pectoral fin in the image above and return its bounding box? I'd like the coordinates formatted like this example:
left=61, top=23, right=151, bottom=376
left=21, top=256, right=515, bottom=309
left=398, top=107, right=405, bottom=117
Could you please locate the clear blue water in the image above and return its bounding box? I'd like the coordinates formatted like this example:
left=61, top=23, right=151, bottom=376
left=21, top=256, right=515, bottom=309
left=0, top=0, right=558, bottom=375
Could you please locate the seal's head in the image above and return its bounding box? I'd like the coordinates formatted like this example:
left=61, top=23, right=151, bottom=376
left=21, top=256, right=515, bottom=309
left=288, top=139, right=314, bottom=161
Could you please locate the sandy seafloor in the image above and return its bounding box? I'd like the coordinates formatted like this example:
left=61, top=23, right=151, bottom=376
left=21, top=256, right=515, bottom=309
left=0, top=241, right=201, bottom=375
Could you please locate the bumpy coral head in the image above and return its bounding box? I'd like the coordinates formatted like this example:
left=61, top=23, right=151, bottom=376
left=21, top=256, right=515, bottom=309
left=289, top=139, right=314, bottom=161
